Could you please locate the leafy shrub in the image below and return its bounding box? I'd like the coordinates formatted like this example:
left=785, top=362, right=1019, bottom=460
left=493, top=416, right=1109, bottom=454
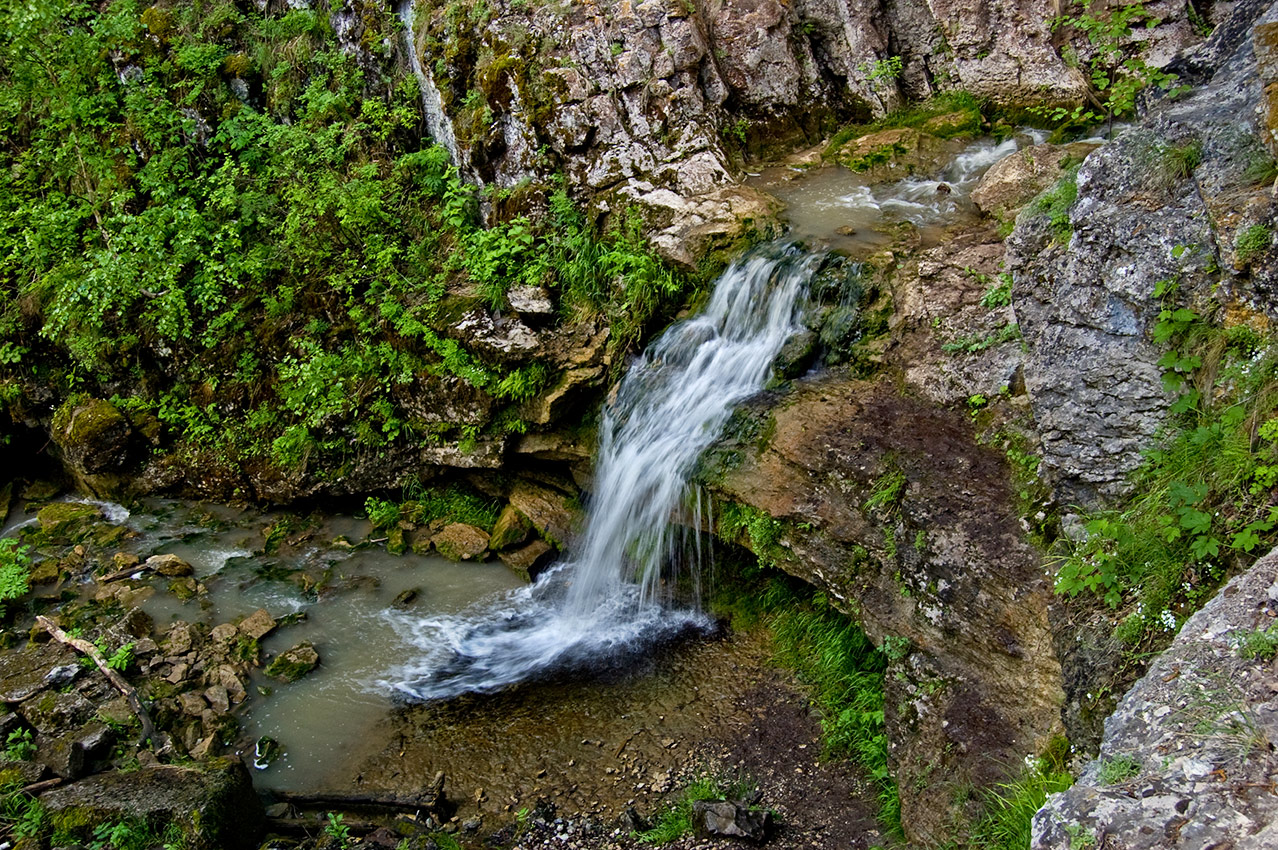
left=0, top=540, right=32, bottom=604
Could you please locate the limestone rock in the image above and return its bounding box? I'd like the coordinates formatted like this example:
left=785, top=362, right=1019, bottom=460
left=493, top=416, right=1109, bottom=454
left=145, top=553, right=193, bottom=577
left=432, top=523, right=490, bottom=561
left=507, top=480, right=576, bottom=547
left=498, top=540, right=556, bottom=583
left=40, top=759, right=264, bottom=850
left=237, top=608, right=276, bottom=641
left=705, top=375, right=1063, bottom=845
left=0, top=642, right=78, bottom=703
left=692, top=799, right=770, bottom=841
left=489, top=504, right=532, bottom=551
left=1032, top=549, right=1278, bottom=850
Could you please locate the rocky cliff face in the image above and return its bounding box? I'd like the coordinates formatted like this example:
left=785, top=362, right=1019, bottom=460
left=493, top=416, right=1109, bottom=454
left=1033, top=547, right=1278, bottom=850
left=691, top=1, right=1278, bottom=843
left=397, top=0, right=1200, bottom=266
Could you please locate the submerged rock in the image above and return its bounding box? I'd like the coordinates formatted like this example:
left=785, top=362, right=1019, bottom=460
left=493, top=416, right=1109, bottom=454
left=264, top=642, right=320, bottom=683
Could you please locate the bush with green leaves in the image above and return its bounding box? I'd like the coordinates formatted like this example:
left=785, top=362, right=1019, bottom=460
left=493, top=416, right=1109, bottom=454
left=0, top=1, right=693, bottom=484
left=1039, top=1, right=1188, bottom=129
left=0, top=539, right=31, bottom=605
left=1054, top=272, right=1278, bottom=644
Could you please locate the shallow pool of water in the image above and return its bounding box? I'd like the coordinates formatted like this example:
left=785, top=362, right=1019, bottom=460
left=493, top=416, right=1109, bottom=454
left=114, top=500, right=528, bottom=791
left=751, top=131, right=1046, bottom=256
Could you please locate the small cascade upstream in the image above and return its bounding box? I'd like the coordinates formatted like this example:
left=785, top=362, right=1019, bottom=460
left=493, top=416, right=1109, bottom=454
left=397, top=0, right=463, bottom=170
left=389, top=243, right=821, bottom=701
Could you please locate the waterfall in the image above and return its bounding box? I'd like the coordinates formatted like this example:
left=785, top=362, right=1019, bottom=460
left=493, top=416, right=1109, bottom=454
left=388, top=242, right=821, bottom=701
left=398, top=0, right=463, bottom=169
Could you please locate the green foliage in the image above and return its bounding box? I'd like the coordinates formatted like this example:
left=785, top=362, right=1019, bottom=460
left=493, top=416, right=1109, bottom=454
left=1097, top=753, right=1141, bottom=785
left=106, top=642, right=135, bottom=673
left=1037, top=1, right=1188, bottom=128
left=981, top=273, right=1014, bottom=310
left=970, top=755, right=1073, bottom=850
left=717, top=503, right=786, bottom=570
left=858, top=56, right=904, bottom=88
left=0, top=2, right=688, bottom=479
left=1235, top=224, right=1271, bottom=265
left=3, top=729, right=35, bottom=762
left=826, top=91, right=985, bottom=154
left=1146, top=138, right=1203, bottom=191
left=0, top=780, right=48, bottom=839
left=864, top=468, right=906, bottom=514
left=324, top=812, right=350, bottom=847
left=1033, top=165, right=1081, bottom=243
left=0, top=539, right=32, bottom=603
left=1236, top=622, right=1278, bottom=660
left=942, top=322, right=1022, bottom=354
left=635, top=776, right=729, bottom=844
left=364, top=497, right=402, bottom=531
left=1055, top=274, right=1278, bottom=643
left=401, top=480, right=501, bottom=530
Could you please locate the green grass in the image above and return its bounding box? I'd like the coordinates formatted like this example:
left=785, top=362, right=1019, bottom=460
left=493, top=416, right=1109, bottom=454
left=1032, top=165, right=1081, bottom=243
left=825, top=91, right=985, bottom=155
left=635, top=776, right=728, bottom=844
left=969, top=756, right=1072, bottom=850
left=1053, top=289, right=1278, bottom=645
left=1235, top=224, right=1271, bottom=265
left=1236, top=623, right=1278, bottom=660
left=1097, top=754, right=1141, bottom=785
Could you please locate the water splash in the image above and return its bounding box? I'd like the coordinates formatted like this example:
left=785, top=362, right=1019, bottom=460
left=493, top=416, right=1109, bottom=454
left=389, top=243, right=821, bottom=701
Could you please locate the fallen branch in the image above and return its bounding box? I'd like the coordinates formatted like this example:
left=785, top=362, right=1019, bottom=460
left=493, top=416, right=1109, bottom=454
left=36, top=615, right=156, bottom=746
left=96, top=565, right=149, bottom=584
left=271, top=790, right=443, bottom=815
left=22, top=777, right=64, bottom=796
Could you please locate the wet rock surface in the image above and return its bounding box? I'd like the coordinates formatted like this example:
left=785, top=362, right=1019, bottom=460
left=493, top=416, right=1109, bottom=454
left=1033, top=548, right=1278, bottom=850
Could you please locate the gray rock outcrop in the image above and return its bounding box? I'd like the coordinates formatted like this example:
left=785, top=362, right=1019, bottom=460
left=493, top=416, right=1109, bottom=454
left=1032, top=548, right=1278, bottom=850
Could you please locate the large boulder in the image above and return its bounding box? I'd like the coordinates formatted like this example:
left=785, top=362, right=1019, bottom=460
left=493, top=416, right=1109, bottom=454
left=1032, top=549, right=1278, bottom=850
left=703, top=373, right=1063, bottom=845
left=971, top=142, right=1099, bottom=221
left=40, top=759, right=264, bottom=850
left=50, top=397, right=132, bottom=476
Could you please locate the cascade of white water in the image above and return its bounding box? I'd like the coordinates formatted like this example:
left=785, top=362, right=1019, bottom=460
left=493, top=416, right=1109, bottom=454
left=397, top=0, right=463, bottom=169
left=388, top=243, right=820, bottom=701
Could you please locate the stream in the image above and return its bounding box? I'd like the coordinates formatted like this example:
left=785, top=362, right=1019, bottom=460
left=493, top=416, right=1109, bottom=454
left=1, top=128, right=1043, bottom=832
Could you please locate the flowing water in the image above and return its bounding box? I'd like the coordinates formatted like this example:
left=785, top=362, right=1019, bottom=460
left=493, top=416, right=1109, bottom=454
left=398, top=0, right=463, bottom=169
left=751, top=131, right=1048, bottom=255
left=387, top=244, right=822, bottom=701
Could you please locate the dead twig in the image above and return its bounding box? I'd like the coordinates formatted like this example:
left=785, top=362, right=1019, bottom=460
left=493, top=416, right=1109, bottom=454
left=36, top=615, right=156, bottom=747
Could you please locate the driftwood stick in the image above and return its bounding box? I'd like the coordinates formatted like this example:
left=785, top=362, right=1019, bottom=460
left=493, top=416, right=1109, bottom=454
left=96, top=565, right=150, bottom=584
left=271, top=790, right=441, bottom=814
left=36, top=615, right=156, bottom=746
left=22, top=777, right=64, bottom=796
